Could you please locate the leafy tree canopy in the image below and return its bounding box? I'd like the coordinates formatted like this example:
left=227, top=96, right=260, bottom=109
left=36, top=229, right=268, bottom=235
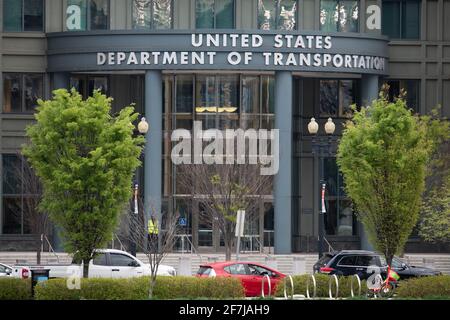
left=23, top=89, right=144, bottom=276
left=337, top=91, right=448, bottom=264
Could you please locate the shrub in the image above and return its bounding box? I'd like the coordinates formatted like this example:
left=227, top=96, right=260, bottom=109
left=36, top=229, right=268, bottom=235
left=0, top=278, right=32, bottom=300
left=396, top=275, right=450, bottom=298
left=274, top=274, right=367, bottom=298
left=34, top=278, right=81, bottom=300
left=35, top=276, right=245, bottom=300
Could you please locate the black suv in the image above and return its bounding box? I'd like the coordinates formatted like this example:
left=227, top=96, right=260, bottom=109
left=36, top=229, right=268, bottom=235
left=313, top=250, right=388, bottom=280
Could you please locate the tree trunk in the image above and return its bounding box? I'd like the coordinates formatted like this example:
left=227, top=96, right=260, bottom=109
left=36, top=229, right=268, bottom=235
left=148, top=276, right=157, bottom=299
left=82, top=259, right=90, bottom=278
left=386, top=253, right=394, bottom=267
left=36, top=236, right=42, bottom=265
left=225, top=245, right=232, bottom=261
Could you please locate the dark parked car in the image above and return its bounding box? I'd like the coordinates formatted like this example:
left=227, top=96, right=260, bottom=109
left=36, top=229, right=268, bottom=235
left=313, top=250, right=388, bottom=280
left=391, top=257, right=441, bottom=279
left=313, top=250, right=442, bottom=280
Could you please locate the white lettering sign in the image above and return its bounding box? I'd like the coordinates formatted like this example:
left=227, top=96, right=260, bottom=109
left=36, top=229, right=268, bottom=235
left=95, top=33, right=385, bottom=72
left=66, top=5, right=81, bottom=30
left=366, top=5, right=381, bottom=30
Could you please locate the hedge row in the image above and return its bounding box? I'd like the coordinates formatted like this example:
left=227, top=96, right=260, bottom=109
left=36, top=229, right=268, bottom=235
left=396, top=275, right=450, bottom=298
left=274, top=274, right=367, bottom=298
left=0, top=278, right=32, bottom=300
left=35, top=276, right=245, bottom=300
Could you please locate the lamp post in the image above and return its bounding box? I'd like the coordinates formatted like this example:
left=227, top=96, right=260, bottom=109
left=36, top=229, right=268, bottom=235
left=308, top=117, right=335, bottom=258
left=130, top=117, right=149, bottom=257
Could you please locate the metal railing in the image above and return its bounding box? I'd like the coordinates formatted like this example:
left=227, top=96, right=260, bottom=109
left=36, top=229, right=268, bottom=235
left=111, top=234, right=125, bottom=251
left=324, top=237, right=335, bottom=253
left=41, top=234, right=60, bottom=263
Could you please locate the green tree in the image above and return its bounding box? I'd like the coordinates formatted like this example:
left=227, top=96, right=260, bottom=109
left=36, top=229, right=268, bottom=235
left=419, top=133, right=450, bottom=243
left=336, top=90, right=447, bottom=265
left=23, top=89, right=144, bottom=277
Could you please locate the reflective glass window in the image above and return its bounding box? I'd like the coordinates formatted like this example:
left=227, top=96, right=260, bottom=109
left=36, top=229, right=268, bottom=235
left=66, top=0, right=108, bottom=31
left=384, top=79, right=420, bottom=113
left=3, top=0, right=43, bottom=32
left=382, top=0, right=420, bottom=40
left=133, top=0, right=172, bottom=29
left=176, top=75, right=194, bottom=113
left=3, top=73, right=43, bottom=113
left=196, top=0, right=234, bottom=29
left=320, top=0, right=359, bottom=32
left=258, top=0, right=297, bottom=30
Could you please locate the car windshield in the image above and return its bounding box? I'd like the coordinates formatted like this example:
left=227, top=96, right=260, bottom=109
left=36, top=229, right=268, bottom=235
left=317, top=254, right=333, bottom=266
left=391, top=257, right=403, bottom=268
left=197, top=266, right=216, bottom=277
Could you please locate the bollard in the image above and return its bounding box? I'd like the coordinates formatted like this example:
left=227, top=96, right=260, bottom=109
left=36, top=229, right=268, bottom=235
left=306, top=274, right=316, bottom=299
left=350, top=274, right=361, bottom=298
left=283, top=275, right=294, bottom=299
left=261, top=275, right=272, bottom=298
left=328, top=274, right=339, bottom=299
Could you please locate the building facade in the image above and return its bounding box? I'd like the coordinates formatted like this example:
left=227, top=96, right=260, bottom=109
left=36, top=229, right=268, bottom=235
left=1, top=0, right=449, bottom=253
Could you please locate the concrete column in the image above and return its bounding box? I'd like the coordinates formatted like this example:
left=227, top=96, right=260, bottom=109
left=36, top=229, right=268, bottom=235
left=361, top=74, right=379, bottom=107
left=52, top=72, right=70, bottom=91
left=144, top=70, right=162, bottom=227
left=274, top=71, right=293, bottom=254
left=360, top=73, right=379, bottom=251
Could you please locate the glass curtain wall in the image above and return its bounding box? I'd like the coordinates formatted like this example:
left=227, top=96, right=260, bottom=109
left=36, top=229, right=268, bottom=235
left=162, top=74, right=274, bottom=251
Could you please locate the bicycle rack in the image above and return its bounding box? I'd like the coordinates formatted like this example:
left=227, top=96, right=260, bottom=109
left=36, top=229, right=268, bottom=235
left=283, top=275, right=294, bottom=300
left=328, top=274, right=339, bottom=299
left=350, top=274, right=361, bottom=298
left=261, top=275, right=272, bottom=298
left=306, top=274, right=317, bottom=299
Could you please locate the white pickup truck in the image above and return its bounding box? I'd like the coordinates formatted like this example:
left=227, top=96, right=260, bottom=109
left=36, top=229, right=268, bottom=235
left=13, top=249, right=176, bottom=279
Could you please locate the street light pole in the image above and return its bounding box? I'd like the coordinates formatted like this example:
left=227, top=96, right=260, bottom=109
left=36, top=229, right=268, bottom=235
left=130, top=117, right=149, bottom=257
left=308, top=117, right=335, bottom=259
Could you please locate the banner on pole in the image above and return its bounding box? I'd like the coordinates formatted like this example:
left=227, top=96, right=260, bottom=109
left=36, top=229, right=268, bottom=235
left=235, top=210, right=245, bottom=237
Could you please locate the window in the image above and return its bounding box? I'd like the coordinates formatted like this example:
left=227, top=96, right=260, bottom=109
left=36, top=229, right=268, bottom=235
left=323, top=158, right=357, bottom=236
left=69, top=75, right=108, bottom=98
left=132, top=0, right=172, bottom=29
left=195, top=75, right=239, bottom=117
left=320, top=79, right=358, bottom=118
left=2, top=154, right=41, bottom=234
left=337, top=255, right=356, bottom=266
left=109, top=254, right=137, bottom=267
left=224, top=264, right=247, bottom=275
left=3, top=73, right=44, bottom=113
left=382, top=0, right=420, bottom=39
left=248, top=264, right=274, bottom=277
left=66, top=0, right=109, bottom=31
left=355, top=255, right=380, bottom=267
left=320, top=0, right=359, bottom=32
left=3, top=0, right=44, bottom=32
left=196, top=0, right=234, bottom=29
left=258, top=0, right=297, bottom=30
left=93, top=253, right=108, bottom=265
left=384, top=79, right=420, bottom=113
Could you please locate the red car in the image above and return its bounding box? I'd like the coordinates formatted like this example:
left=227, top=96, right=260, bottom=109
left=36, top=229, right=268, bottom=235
left=196, top=261, right=286, bottom=297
